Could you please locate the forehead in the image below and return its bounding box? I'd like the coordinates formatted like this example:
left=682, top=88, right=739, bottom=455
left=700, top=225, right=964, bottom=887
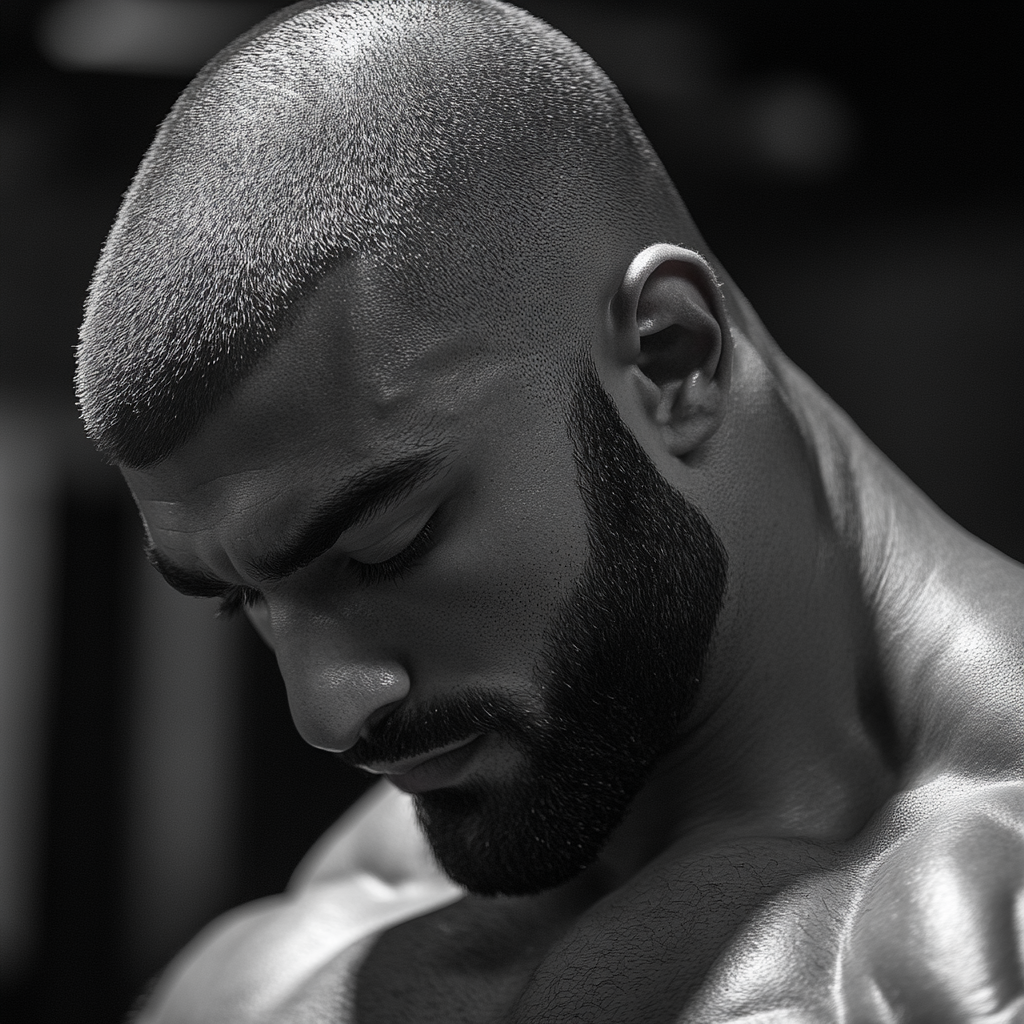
left=125, top=259, right=550, bottom=527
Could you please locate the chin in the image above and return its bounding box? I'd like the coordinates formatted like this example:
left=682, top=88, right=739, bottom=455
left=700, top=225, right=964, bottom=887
left=413, top=775, right=630, bottom=897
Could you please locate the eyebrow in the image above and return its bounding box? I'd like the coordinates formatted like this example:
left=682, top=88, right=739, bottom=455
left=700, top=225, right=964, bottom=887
left=146, top=449, right=449, bottom=597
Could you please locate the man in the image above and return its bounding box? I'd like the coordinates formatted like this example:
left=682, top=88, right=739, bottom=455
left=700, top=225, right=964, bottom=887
left=76, top=0, right=1023, bottom=1020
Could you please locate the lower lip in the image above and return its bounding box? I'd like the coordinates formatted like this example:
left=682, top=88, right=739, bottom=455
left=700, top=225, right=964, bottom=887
left=387, top=735, right=484, bottom=794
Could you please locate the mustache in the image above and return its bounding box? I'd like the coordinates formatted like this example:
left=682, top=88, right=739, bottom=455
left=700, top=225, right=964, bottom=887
left=338, top=689, right=536, bottom=769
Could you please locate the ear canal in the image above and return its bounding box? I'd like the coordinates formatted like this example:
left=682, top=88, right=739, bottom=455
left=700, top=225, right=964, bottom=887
left=616, top=244, right=730, bottom=456
left=636, top=273, right=721, bottom=388
left=640, top=328, right=722, bottom=387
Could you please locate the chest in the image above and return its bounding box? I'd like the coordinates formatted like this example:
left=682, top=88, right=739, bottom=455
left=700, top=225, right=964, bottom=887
left=351, top=840, right=849, bottom=1024
left=352, top=895, right=571, bottom=1024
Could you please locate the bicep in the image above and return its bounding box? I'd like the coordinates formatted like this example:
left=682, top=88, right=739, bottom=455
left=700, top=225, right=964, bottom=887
left=138, top=783, right=462, bottom=1023
left=133, top=893, right=304, bottom=1023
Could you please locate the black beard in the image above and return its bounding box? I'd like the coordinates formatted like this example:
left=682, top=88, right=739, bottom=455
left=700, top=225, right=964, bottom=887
left=343, top=365, right=728, bottom=896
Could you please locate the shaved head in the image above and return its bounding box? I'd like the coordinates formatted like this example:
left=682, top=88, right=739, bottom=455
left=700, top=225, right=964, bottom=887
left=76, top=0, right=702, bottom=467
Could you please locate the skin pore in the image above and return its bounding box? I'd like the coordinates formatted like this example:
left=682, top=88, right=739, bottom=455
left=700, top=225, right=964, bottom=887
left=128, top=243, right=899, bottom=894
left=124, top=240, right=1024, bottom=1022
left=72, top=0, right=1021, bottom=1014
left=331, top=364, right=728, bottom=896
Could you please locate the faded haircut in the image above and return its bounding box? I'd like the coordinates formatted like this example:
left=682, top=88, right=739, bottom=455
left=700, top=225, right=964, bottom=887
left=76, top=0, right=683, bottom=467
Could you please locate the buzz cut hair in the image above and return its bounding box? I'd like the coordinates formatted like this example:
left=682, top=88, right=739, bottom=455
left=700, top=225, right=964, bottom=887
left=76, top=0, right=684, bottom=468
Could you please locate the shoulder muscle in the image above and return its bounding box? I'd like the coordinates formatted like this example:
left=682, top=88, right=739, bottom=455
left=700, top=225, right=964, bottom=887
left=137, top=783, right=462, bottom=1024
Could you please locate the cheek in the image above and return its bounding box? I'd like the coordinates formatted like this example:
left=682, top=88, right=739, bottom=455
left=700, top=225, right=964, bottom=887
left=393, top=465, right=589, bottom=681
left=432, top=532, right=582, bottom=665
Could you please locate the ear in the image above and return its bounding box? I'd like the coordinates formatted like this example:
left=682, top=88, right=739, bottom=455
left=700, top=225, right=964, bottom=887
left=613, top=244, right=732, bottom=457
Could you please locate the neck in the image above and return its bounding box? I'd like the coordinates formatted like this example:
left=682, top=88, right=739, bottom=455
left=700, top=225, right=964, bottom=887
left=594, top=336, right=907, bottom=889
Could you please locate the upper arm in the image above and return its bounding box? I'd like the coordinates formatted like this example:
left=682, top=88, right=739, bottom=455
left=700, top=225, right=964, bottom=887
left=137, top=782, right=463, bottom=1024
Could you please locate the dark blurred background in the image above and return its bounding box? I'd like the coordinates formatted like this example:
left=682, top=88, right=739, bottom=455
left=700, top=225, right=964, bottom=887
left=0, top=0, right=1020, bottom=1020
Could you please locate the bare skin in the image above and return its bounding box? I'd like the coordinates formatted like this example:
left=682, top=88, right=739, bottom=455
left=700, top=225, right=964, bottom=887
left=127, top=245, right=1024, bottom=1023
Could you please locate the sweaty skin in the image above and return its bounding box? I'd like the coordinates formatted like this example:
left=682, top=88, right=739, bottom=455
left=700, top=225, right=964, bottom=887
left=125, top=245, right=1024, bottom=1024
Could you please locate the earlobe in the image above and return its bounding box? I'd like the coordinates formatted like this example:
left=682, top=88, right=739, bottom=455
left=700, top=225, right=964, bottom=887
left=615, top=244, right=732, bottom=457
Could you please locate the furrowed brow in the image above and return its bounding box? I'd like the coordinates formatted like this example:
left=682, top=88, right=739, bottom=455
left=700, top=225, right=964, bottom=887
left=145, top=543, right=230, bottom=598
left=248, top=449, right=449, bottom=584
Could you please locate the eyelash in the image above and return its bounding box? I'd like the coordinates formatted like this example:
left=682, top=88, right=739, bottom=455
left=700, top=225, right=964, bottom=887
left=217, top=585, right=263, bottom=619
left=349, top=512, right=440, bottom=586
left=216, top=512, right=440, bottom=617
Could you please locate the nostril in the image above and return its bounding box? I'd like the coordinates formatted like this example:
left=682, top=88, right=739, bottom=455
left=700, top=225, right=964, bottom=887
left=360, top=698, right=404, bottom=740
left=281, top=658, right=411, bottom=754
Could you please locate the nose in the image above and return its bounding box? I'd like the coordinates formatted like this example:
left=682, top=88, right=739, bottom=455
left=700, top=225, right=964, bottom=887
left=267, top=613, right=411, bottom=752
left=286, top=659, right=410, bottom=752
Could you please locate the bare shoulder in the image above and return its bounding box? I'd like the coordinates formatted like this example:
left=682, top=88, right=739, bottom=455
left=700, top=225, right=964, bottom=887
left=837, top=776, right=1024, bottom=1020
left=902, top=536, right=1024, bottom=778
left=512, top=777, right=1024, bottom=1024
left=677, top=776, right=1024, bottom=1023
left=136, top=783, right=462, bottom=1024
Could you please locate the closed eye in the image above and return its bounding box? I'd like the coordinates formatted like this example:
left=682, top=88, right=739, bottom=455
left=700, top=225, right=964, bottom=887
left=217, top=585, right=263, bottom=618
left=349, top=511, right=440, bottom=585
left=217, top=510, right=441, bottom=615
